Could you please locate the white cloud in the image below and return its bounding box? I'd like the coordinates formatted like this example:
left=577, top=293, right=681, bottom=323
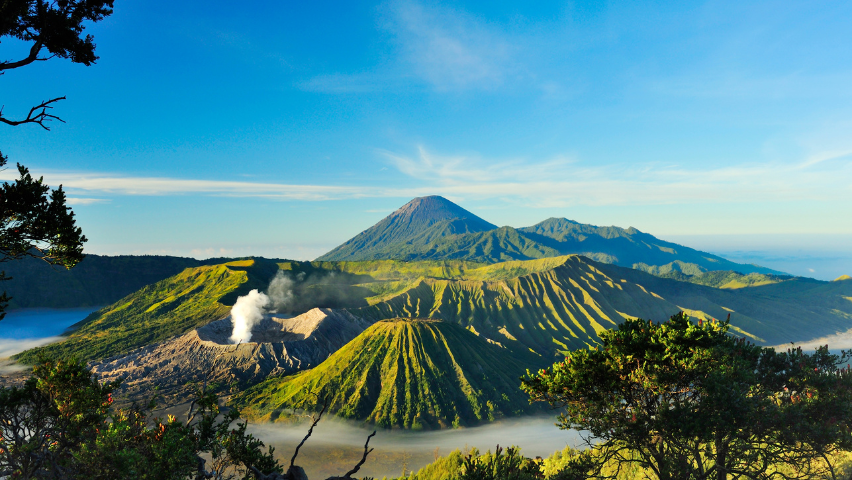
left=66, top=197, right=111, bottom=205
left=2, top=145, right=849, bottom=213
left=0, top=171, right=378, bottom=200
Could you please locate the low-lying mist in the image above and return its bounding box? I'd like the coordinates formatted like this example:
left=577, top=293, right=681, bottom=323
left=774, top=327, right=852, bottom=354
left=247, top=416, right=583, bottom=479
left=0, top=307, right=101, bottom=373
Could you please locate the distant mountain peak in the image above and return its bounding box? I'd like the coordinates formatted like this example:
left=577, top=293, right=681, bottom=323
left=389, top=195, right=495, bottom=228
left=317, top=197, right=782, bottom=276
left=316, top=196, right=497, bottom=261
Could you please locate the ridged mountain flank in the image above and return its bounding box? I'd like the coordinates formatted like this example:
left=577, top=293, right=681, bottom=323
left=317, top=197, right=783, bottom=275
left=316, top=196, right=497, bottom=261
left=350, top=255, right=852, bottom=355
left=232, top=318, right=546, bottom=429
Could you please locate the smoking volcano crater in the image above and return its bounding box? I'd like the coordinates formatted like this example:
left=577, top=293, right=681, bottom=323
left=92, top=308, right=370, bottom=407
left=199, top=314, right=310, bottom=344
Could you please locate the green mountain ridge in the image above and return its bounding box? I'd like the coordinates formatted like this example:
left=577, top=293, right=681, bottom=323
left=351, top=255, right=852, bottom=355
left=316, top=196, right=784, bottom=276
left=17, top=256, right=852, bottom=365
left=232, top=318, right=546, bottom=429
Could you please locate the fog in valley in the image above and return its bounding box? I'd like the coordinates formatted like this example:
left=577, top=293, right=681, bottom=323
left=0, top=308, right=99, bottom=372
left=248, top=416, right=583, bottom=479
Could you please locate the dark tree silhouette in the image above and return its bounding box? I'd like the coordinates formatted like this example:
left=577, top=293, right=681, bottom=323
left=0, top=0, right=114, bottom=129
left=0, top=0, right=113, bottom=317
left=522, top=313, right=852, bottom=480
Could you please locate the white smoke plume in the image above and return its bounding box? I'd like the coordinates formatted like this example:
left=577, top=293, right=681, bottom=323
left=266, top=271, right=294, bottom=312
left=228, top=289, right=270, bottom=344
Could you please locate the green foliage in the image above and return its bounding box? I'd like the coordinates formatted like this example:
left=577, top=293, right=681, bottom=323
left=521, top=312, right=852, bottom=480
left=395, top=449, right=467, bottom=480
left=0, top=157, right=87, bottom=319
left=0, top=358, right=281, bottom=479
left=0, top=0, right=114, bottom=70
left=233, top=319, right=545, bottom=429
left=458, top=446, right=541, bottom=480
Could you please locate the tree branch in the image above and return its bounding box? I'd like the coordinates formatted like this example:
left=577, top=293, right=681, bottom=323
left=0, top=42, right=46, bottom=72
left=0, top=97, right=66, bottom=130
left=342, top=430, right=376, bottom=479
left=290, top=396, right=329, bottom=468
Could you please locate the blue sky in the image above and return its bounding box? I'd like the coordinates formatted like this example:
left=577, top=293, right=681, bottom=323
left=0, top=0, right=850, bottom=277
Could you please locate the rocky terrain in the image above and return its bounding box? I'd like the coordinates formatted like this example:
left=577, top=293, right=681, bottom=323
left=91, top=308, right=370, bottom=407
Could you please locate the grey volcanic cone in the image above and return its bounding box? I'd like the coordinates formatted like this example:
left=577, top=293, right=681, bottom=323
left=91, top=308, right=370, bottom=407
left=317, top=195, right=497, bottom=261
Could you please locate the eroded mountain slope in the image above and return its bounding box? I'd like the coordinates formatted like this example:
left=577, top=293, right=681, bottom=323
left=91, top=308, right=369, bottom=407
left=233, top=319, right=546, bottom=429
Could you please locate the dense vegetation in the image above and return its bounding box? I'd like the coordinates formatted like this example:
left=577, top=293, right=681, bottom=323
left=0, top=357, right=283, bottom=479
left=233, top=319, right=547, bottom=428
left=522, top=313, right=852, bottom=480
left=317, top=196, right=782, bottom=276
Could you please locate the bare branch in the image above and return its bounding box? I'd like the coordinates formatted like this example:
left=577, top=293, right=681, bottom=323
left=291, top=395, right=329, bottom=468
left=342, top=430, right=376, bottom=479
left=0, top=97, right=66, bottom=130
left=0, top=42, right=45, bottom=72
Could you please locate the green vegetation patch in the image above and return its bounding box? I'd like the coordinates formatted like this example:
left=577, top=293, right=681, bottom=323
left=654, top=269, right=793, bottom=289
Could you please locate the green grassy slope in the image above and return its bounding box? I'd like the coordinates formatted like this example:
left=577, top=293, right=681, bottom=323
left=1, top=254, right=208, bottom=309
left=18, top=254, right=848, bottom=368
left=350, top=256, right=852, bottom=354
left=14, top=259, right=277, bottom=363
left=351, top=256, right=681, bottom=357
left=655, top=269, right=792, bottom=289
left=232, top=318, right=546, bottom=429
left=594, top=263, right=852, bottom=345
left=281, top=259, right=485, bottom=281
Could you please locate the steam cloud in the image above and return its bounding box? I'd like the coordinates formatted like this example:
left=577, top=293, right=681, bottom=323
left=228, top=271, right=299, bottom=344
left=266, top=271, right=294, bottom=312
left=228, top=289, right=271, bottom=344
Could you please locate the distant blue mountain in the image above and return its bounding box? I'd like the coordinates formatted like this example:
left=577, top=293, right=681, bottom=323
left=317, top=196, right=785, bottom=275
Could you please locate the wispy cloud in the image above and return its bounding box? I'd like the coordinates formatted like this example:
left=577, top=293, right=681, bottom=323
left=0, top=171, right=378, bottom=200
left=300, top=1, right=520, bottom=94
left=298, top=72, right=408, bottom=94
left=66, top=197, right=111, bottom=206
left=385, top=1, right=515, bottom=91
left=379, top=146, right=852, bottom=208
left=2, top=146, right=849, bottom=210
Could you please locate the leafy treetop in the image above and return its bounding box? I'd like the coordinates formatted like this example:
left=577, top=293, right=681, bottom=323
left=522, top=312, right=852, bottom=480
